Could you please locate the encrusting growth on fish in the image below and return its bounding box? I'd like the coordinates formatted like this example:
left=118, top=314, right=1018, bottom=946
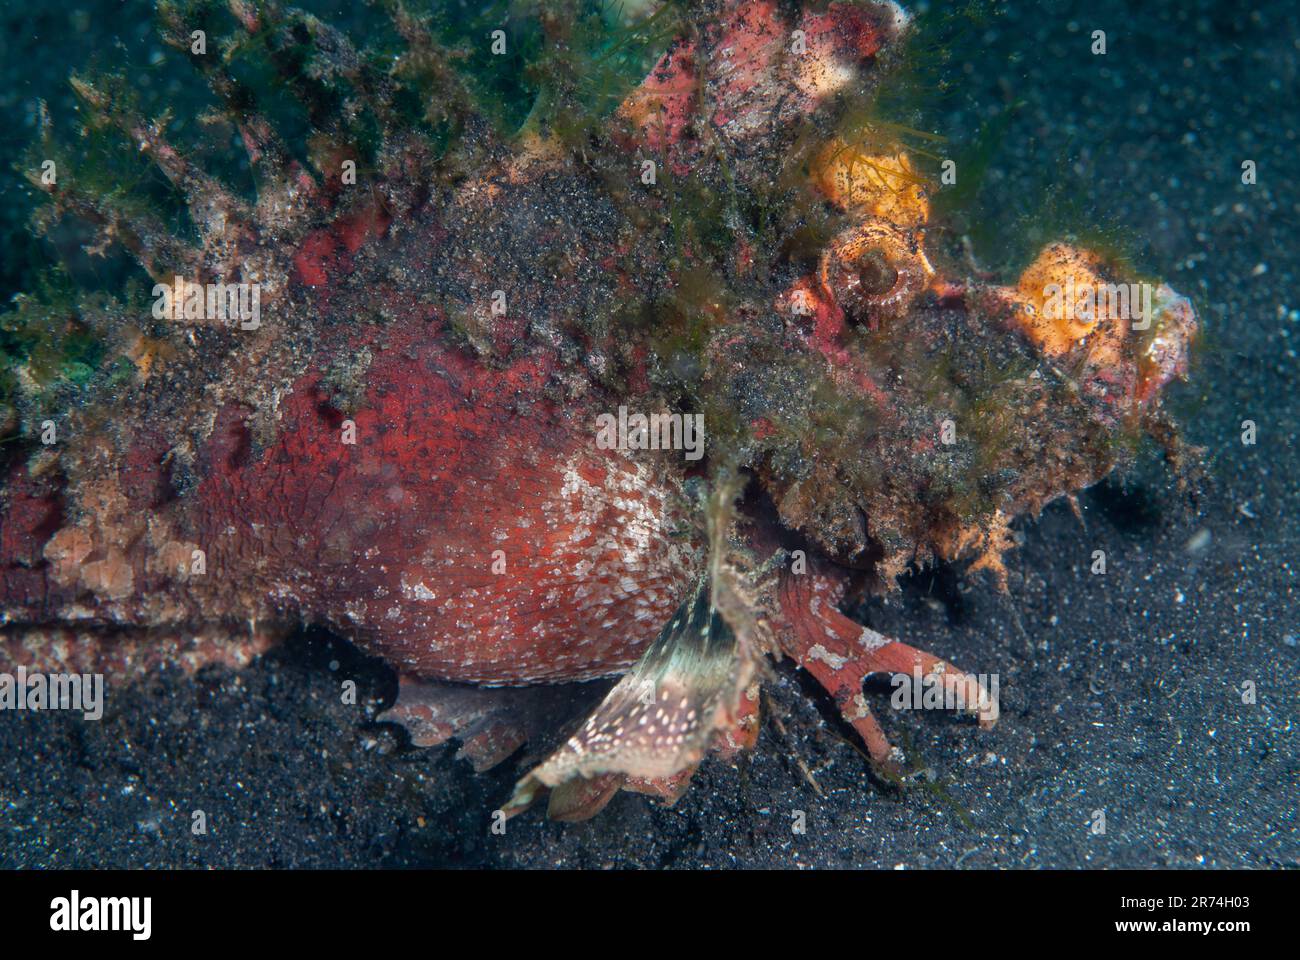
left=0, top=0, right=1197, bottom=819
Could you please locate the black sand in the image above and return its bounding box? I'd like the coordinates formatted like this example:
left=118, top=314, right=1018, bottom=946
left=0, top=0, right=1295, bottom=868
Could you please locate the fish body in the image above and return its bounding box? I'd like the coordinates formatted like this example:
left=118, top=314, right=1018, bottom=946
left=0, top=0, right=1196, bottom=817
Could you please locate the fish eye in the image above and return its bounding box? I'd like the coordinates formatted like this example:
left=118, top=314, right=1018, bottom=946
left=855, top=249, right=898, bottom=301
left=825, top=242, right=904, bottom=326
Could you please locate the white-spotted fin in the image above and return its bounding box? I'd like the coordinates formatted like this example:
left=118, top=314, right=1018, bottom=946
left=504, top=571, right=744, bottom=819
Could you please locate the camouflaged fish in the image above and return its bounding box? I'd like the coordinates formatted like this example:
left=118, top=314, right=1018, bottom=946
left=0, top=0, right=1197, bottom=819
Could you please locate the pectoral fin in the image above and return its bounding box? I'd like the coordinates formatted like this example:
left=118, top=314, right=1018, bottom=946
left=504, top=572, right=747, bottom=819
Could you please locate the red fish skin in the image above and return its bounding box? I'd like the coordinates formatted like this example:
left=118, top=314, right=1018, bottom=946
left=0, top=312, right=704, bottom=686
left=190, top=320, right=704, bottom=684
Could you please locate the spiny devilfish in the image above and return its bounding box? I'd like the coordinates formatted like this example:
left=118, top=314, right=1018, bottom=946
left=0, top=0, right=1197, bottom=819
